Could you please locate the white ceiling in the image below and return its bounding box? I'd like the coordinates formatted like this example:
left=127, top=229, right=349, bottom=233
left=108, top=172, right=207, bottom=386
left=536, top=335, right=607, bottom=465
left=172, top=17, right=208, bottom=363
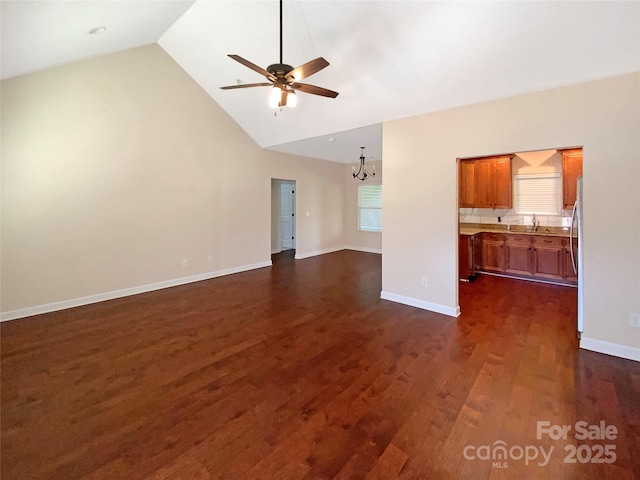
left=2, top=1, right=639, bottom=164
left=0, top=1, right=195, bottom=78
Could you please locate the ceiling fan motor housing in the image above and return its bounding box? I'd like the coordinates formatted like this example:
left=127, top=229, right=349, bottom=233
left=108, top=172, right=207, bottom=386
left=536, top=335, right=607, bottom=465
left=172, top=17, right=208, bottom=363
left=267, top=63, right=294, bottom=77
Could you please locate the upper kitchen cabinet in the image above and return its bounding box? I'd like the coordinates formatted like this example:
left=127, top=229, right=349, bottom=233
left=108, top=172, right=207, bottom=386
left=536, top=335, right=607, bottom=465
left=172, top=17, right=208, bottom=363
left=459, top=155, right=512, bottom=209
left=459, top=160, right=476, bottom=208
left=560, top=148, right=583, bottom=208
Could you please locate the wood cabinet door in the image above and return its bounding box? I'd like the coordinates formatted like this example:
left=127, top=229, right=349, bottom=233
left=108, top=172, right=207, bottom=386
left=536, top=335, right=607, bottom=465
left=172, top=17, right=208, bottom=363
left=562, top=150, right=583, bottom=208
left=505, top=242, right=532, bottom=275
left=459, top=235, right=471, bottom=280
left=482, top=241, right=504, bottom=272
left=474, top=159, right=495, bottom=208
left=493, top=156, right=512, bottom=209
left=532, top=246, right=563, bottom=279
left=504, top=235, right=532, bottom=275
left=473, top=235, right=483, bottom=272
left=459, top=160, right=476, bottom=208
left=563, top=238, right=578, bottom=284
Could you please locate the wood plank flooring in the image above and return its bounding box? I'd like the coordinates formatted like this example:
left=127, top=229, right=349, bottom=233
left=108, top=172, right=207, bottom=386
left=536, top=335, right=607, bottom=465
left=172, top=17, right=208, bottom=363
left=2, top=250, right=639, bottom=479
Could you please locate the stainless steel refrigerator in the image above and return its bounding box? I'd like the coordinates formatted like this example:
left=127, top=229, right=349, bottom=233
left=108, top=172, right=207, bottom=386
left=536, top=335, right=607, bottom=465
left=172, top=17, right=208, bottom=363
left=570, top=176, right=584, bottom=337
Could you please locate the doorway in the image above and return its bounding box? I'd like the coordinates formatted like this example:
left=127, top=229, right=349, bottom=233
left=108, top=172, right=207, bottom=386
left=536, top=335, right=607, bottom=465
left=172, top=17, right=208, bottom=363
left=271, top=179, right=296, bottom=255
left=456, top=147, right=583, bottom=336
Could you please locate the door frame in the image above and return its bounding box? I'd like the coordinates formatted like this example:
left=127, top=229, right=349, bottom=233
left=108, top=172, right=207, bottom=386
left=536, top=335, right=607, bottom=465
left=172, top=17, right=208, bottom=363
left=271, top=178, right=297, bottom=254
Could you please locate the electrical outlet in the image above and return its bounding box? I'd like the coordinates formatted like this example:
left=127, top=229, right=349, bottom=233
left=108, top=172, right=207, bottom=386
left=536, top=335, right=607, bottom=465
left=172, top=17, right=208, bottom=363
left=181, top=259, right=188, bottom=267
left=630, top=313, right=640, bottom=328
left=208, top=255, right=214, bottom=263
left=421, top=277, right=428, bottom=287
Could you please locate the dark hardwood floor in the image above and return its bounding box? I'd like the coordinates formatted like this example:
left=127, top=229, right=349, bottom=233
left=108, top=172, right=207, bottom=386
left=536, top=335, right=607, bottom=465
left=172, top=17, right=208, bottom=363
left=2, top=250, right=639, bottom=479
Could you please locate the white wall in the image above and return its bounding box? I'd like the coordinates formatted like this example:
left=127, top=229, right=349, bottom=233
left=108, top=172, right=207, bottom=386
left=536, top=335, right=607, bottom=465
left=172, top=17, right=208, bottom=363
left=343, top=160, right=382, bottom=253
left=382, top=72, right=640, bottom=358
left=1, top=44, right=345, bottom=316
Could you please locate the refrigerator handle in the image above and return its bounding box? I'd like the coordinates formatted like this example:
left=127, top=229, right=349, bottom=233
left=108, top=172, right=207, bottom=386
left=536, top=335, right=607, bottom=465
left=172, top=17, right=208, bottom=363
left=570, top=200, right=578, bottom=274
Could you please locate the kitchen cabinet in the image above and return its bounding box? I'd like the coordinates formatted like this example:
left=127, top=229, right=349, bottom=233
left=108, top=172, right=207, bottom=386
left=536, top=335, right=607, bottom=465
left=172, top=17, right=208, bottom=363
left=560, top=148, right=583, bottom=209
left=459, top=161, right=476, bottom=208
left=459, top=155, right=512, bottom=209
left=481, top=232, right=505, bottom=272
left=475, top=231, right=575, bottom=285
left=531, top=236, right=564, bottom=281
left=493, top=156, right=513, bottom=209
left=473, top=235, right=483, bottom=272
left=459, top=234, right=471, bottom=280
left=563, top=237, right=578, bottom=284
left=459, top=234, right=482, bottom=281
left=505, top=234, right=532, bottom=275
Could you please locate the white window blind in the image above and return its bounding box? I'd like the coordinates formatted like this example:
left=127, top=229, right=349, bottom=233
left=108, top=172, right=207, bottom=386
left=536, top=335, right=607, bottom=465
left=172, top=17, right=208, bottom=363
left=358, top=184, right=382, bottom=232
left=513, top=173, right=561, bottom=215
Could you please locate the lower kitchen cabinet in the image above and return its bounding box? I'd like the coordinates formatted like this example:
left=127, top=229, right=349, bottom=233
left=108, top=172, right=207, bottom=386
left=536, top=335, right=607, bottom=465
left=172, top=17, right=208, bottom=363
left=563, top=238, right=578, bottom=284
left=531, top=236, right=564, bottom=280
left=478, top=231, right=576, bottom=285
left=505, top=234, right=531, bottom=275
left=473, top=235, right=483, bottom=273
left=459, top=234, right=481, bottom=281
left=481, top=233, right=505, bottom=273
left=459, top=234, right=471, bottom=280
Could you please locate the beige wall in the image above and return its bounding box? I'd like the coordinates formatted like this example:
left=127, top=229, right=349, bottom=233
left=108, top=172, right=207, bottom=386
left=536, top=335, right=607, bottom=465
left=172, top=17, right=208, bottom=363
left=511, top=149, right=562, bottom=175
left=343, top=160, right=382, bottom=252
left=383, top=72, right=640, bottom=353
left=1, top=44, right=346, bottom=314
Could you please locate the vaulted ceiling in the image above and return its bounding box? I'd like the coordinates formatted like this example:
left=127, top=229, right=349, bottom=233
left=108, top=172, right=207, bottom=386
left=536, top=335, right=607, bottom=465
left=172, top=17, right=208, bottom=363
left=2, top=1, right=639, bottom=163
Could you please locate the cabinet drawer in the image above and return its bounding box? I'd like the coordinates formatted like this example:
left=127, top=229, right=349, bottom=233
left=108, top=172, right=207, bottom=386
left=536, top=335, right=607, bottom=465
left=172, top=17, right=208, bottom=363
left=482, top=232, right=505, bottom=243
left=505, top=234, right=531, bottom=245
left=532, top=236, right=564, bottom=248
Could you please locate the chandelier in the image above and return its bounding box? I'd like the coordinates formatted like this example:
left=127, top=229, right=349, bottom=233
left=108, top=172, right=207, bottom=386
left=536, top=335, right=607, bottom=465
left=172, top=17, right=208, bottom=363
left=352, top=147, right=375, bottom=181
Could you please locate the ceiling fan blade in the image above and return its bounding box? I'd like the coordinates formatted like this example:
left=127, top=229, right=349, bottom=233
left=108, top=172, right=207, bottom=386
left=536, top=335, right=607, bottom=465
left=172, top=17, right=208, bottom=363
left=285, top=57, right=329, bottom=82
left=280, top=89, right=288, bottom=107
left=220, top=82, right=273, bottom=90
left=291, top=82, right=339, bottom=98
left=228, top=55, right=276, bottom=81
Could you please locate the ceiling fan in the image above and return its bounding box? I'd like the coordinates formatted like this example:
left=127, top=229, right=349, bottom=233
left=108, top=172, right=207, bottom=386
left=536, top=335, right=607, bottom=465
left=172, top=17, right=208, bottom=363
left=220, top=0, right=339, bottom=108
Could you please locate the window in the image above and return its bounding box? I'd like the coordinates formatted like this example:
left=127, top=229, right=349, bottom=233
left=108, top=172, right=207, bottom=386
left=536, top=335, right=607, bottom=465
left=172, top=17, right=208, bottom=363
left=513, top=173, right=562, bottom=215
left=358, top=184, right=382, bottom=232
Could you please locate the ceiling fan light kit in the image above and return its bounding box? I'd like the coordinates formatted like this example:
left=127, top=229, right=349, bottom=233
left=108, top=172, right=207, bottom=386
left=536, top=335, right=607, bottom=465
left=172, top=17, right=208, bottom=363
left=220, top=0, right=338, bottom=109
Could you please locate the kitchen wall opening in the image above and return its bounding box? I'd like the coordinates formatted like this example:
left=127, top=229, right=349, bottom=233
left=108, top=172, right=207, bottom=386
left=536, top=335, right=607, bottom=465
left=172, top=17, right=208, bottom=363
left=457, top=147, right=583, bottom=333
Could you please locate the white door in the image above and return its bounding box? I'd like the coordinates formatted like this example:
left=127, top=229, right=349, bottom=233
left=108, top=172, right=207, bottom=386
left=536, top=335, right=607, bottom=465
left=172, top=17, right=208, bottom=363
left=280, top=183, right=295, bottom=250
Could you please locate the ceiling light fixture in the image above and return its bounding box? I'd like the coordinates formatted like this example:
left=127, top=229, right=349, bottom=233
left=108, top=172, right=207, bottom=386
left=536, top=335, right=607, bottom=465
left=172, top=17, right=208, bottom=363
left=352, top=147, right=375, bottom=181
left=269, top=86, right=281, bottom=108
left=88, top=26, right=106, bottom=35
left=268, top=85, right=296, bottom=109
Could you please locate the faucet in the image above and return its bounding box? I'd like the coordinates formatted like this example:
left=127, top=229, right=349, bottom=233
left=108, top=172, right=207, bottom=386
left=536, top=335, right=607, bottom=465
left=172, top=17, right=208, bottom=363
left=532, top=214, right=540, bottom=232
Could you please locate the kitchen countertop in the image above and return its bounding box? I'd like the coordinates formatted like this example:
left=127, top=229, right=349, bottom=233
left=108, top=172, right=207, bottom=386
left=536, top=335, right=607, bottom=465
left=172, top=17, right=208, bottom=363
left=459, top=223, right=574, bottom=238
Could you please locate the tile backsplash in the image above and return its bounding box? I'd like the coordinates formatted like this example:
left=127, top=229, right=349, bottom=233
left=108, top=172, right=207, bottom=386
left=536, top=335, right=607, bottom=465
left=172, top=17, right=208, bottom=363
left=459, top=208, right=573, bottom=229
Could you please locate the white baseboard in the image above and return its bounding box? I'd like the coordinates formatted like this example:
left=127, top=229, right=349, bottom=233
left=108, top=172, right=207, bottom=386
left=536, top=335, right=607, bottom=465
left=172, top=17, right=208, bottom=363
left=580, top=336, right=640, bottom=362
left=380, top=291, right=460, bottom=318
left=0, top=260, right=273, bottom=322
left=271, top=248, right=282, bottom=254
left=294, top=246, right=345, bottom=260
left=344, top=245, right=382, bottom=254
